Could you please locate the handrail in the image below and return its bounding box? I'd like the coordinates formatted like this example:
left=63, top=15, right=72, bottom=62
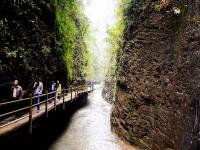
left=0, top=97, right=31, bottom=106
left=0, top=86, right=85, bottom=106
left=0, top=92, right=56, bottom=106
left=0, top=84, right=89, bottom=132
left=0, top=106, right=30, bottom=118
left=0, top=114, right=29, bottom=128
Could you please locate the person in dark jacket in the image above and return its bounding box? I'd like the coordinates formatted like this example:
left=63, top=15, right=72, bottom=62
left=33, top=79, right=43, bottom=112
left=49, top=81, right=56, bottom=103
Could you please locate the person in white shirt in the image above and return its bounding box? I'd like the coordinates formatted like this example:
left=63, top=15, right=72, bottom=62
left=33, top=79, right=43, bottom=112
left=11, top=80, right=23, bottom=100
left=11, top=80, right=23, bottom=119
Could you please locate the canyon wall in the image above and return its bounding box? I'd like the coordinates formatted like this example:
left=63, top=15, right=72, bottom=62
left=112, top=0, right=200, bottom=149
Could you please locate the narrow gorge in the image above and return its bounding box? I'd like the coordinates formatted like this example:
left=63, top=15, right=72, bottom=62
left=1, top=0, right=200, bottom=150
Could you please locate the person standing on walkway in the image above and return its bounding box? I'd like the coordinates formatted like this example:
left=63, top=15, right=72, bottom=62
left=50, top=81, right=56, bottom=103
left=11, top=80, right=23, bottom=101
left=88, top=80, right=93, bottom=91
left=56, top=80, right=62, bottom=100
left=33, top=79, right=43, bottom=112
left=11, top=80, right=23, bottom=119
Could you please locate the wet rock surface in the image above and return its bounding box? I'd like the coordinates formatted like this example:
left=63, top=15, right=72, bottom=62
left=112, top=0, right=200, bottom=150
left=102, top=80, right=116, bottom=104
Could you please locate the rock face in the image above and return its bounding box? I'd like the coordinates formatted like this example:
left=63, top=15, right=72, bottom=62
left=112, top=0, right=200, bottom=149
left=102, top=80, right=116, bottom=104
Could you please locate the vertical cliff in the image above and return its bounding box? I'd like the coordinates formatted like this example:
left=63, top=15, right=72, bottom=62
left=112, top=0, right=200, bottom=149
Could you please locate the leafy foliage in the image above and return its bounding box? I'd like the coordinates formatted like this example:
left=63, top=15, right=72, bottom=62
left=103, top=0, right=131, bottom=102
left=0, top=0, right=60, bottom=93
left=154, top=4, right=162, bottom=12
left=0, top=0, right=93, bottom=100
left=105, top=0, right=131, bottom=78
left=53, top=0, right=94, bottom=81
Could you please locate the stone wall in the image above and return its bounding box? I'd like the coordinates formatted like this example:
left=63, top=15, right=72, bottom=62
left=112, top=0, right=200, bottom=149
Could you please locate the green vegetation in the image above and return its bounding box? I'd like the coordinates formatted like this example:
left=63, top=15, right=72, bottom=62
left=109, top=0, right=130, bottom=65
left=106, top=0, right=131, bottom=75
left=0, top=19, right=7, bottom=31
left=154, top=4, right=162, bottom=12
left=0, top=0, right=93, bottom=100
left=103, top=0, right=131, bottom=101
left=53, top=0, right=94, bottom=80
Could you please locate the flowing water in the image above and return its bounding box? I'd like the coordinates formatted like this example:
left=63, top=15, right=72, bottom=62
left=49, top=84, right=133, bottom=150
left=1, top=85, right=136, bottom=150
left=46, top=1, right=135, bottom=149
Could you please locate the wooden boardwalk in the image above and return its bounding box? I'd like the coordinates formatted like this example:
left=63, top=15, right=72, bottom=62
left=0, top=86, right=91, bottom=136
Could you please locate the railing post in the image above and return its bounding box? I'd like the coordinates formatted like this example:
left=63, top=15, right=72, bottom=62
left=54, top=91, right=57, bottom=111
left=80, top=86, right=81, bottom=94
left=85, top=85, right=87, bottom=93
left=71, top=87, right=73, bottom=101
left=45, top=91, right=48, bottom=118
left=29, top=96, right=33, bottom=134
left=74, top=88, right=76, bottom=100
left=77, top=87, right=79, bottom=97
left=63, top=90, right=65, bottom=110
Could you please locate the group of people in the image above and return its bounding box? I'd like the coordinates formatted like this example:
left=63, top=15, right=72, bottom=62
left=11, top=79, right=62, bottom=112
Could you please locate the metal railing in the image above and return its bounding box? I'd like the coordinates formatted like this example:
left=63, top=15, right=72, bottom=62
left=0, top=85, right=91, bottom=134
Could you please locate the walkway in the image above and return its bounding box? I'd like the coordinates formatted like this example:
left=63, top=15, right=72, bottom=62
left=0, top=86, right=90, bottom=136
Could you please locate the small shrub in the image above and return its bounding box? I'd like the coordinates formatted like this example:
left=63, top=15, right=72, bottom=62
left=154, top=4, right=162, bottom=12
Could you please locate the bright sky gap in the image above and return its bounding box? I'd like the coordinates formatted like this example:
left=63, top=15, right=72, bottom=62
left=82, top=0, right=117, bottom=81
